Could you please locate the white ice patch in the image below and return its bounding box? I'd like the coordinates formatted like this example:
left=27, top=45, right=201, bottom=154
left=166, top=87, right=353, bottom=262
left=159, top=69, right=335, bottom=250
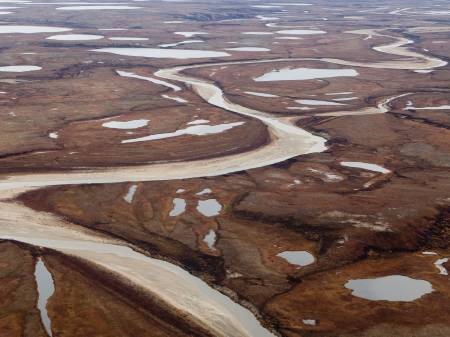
left=296, top=99, right=345, bottom=106
left=244, top=91, right=279, bottom=98
left=109, top=37, right=149, bottom=41
left=57, top=5, right=141, bottom=10
left=340, top=161, right=390, bottom=174
left=196, top=188, right=211, bottom=195
left=242, top=32, right=275, bottom=35
left=0, top=25, right=72, bottom=34
left=225, top=47, right=270, bottom=52
left=47, top=34, right=104, bottom=41
left=123, top=184, right=138, bottom=203
left=276, top=29, right=326, bottom=35
left=254, top=67, right=358, bottom=82
left=174, top=31, right=208, bottom=38
left=187, top=119, right=209, bottom=125
left=159, top=40, right=203, bottom=48
left=434, top=258, right=449, bottom=275
left=121, top=122, right=244, bottom=143
left=405, top=104, right=450, bottom=110
left=274, top=36, right=302, bottom=40
left=0, top=65, right=41, bottom=72
left=94, top=48, right=230, bottom=59
left=161, top=94, right=188, bottom=103
left=102, top=119, right=149, bottom=129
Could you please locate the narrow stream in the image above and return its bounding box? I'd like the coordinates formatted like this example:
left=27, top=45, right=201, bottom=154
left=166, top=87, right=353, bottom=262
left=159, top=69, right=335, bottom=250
left=0, top=209, right=277, bottom=337
left=0, top=30, right=445, bottom=190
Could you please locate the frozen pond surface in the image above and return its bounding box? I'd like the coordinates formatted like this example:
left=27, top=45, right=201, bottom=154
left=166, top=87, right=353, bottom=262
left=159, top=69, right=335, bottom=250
left=94, top=48, right=230, bottom=59
left=340, top=161, right=390, bottom=174
left=123, top=184, right=137, bottom=203
left=47, top=34, right=104, bottom=41
left=277, top=251, right=315, bottom=266
left=159, top=39, right=203, bottom=48
left=169, top=198, right=186, bottom=216
left=175, top=31, right=207, bottom=38
left=242, top=32, right=275, bottom=35
left=35, top=257, right=55, bottom=337
left=333, top=97, right=358, bottom=101
left=197, top=199, right=222, bottom=217
left=121, top=122, right=244, bottom=143
left=274, top=36, right=302, bottom=40
left=225, top=47, right=270, bottom=52
left=99, top=28, right=128, bottom=31
left=102, top=119, right=149, bottom=129
left=0, top=25, right=71, bottom=34
left=109, top=37, right=149, bottom=41
left=252, top=5, right=281, bottom=8
left=345, top=275, right=433, bottom=301
left=0, top=65, right=41, bottom=72
left=57, top=5, right=141, bottom=10
left=117, top=70, right=181, bottom=91
left=203, top=229, right=217, bottom=250
left=276, top=29, right=326, bottom=35
left=297, top=99, right=345, bottom=106
left=244, top=91, right=279, bottom=98
left=254, top=67, right=358, bottom=81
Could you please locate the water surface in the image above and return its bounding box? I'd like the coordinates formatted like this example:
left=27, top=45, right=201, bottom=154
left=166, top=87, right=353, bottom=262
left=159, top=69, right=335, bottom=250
left=169, top=198, right=186, bottom=216
left=0, top=65, right=41, bottom=72
left=47, top=34, right=103, bottom=40
left=0, top=25, right=71, bottom=33
left=103, top=119, right=149, bottom=129
left=277, top=251, right=315, bottom=266
left=35, top=257, right=55, bottom=337
left=340, top=161, right=390, bottom=174
left=197, top=199, right=222, bottom=217
left=121, top=122, right=244, bottom=143
left=345, top=275, right=433, bottom=301
left=94, top=48, right=230, bottom=59
left=254, top=67, right=358, bottom=81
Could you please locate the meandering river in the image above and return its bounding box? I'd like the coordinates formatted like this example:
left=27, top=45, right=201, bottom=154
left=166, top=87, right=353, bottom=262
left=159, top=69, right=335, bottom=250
left=0, top=29, right=446, bottom=337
